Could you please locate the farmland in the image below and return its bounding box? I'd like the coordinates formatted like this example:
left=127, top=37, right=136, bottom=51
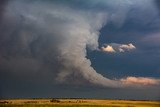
left=0, top=99, right=159, bottom=107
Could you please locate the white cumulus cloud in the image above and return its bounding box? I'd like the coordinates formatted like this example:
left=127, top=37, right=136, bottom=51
left=101, top=43, right=136, bottom=53
left=120, top=76, right=160, bottom=86
left=101, top=45, right=116, bottom=52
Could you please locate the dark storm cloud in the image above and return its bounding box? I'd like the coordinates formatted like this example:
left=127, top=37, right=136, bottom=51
left=5, top=0, right=143, bottom=88
left=0, top=0, right=62, bottom=86
left=155, top=0, right=160, bottom=12
left=0, top=0, right=9, bottom=20
left=0, top=0, right=121, bottom=88
left=0, top=0, right=160, bottom=100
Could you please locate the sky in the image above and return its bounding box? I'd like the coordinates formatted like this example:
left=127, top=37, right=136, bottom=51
left=0, top=0, right=160, bottom=100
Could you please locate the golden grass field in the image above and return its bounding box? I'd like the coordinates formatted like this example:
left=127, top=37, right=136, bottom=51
left=0, top=99, right=159, bottom=107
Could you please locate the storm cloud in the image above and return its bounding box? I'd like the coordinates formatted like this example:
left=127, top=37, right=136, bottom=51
left=0, top=0, right=122, bottom=88
left=0, top=0, right=160, bottom=100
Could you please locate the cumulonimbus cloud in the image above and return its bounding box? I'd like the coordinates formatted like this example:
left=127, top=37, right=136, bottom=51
left=101, top=43, right=136, bottom=53
left=2, top=0, right=123, bottom=88
left=0, top=0, right=159, bottom=89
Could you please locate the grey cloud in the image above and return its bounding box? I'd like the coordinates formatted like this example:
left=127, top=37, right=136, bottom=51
left=0, top=0, right=160, bottom=92
left=0, top=0, right=122, bottom=88
left=155, top=0, right=160, bottom=12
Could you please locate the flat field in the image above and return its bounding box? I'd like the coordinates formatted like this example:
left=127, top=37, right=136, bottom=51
left=0, top=99, right=159, bottom=107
